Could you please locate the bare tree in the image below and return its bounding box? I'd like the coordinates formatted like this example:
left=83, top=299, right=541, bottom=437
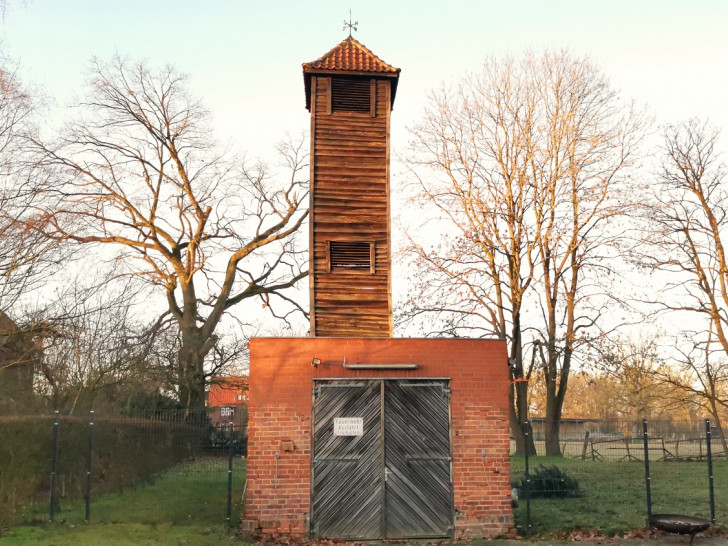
left=28, top=57, right=309, bottom=412
left=0, top=58, right=59, bottom=312
left=527, top=51, right=645, bottom=455
left=404, top=50, right=645, bottom=455
left=403, top=58, right=538, bottom=454
left=642, top=119, right=728, bottom=453
left=31, top=278, right=156, bottom=413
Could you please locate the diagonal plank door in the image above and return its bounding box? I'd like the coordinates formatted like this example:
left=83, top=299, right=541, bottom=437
left=312, top=380, right=383, bottom=539
left=384, top=380, right=453, bottom=538
left=312, top=379, right=452, bottom=539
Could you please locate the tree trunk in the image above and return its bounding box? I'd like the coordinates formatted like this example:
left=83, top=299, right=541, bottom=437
left=544, top=413, right=561, bottom=456
left=708, top=398, right=728, bottom=457
left=544, top=345, right=572, bottom=457
left=510, top=388, right=536, bottom=455
left=509, top=325, right=536, bottom=455
left=177, top=327, right=208, bottom=416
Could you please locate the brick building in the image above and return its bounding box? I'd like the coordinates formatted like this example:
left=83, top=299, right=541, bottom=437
left=242, top=37, right=512, bottom=540
left=207, top=376, right=248, bottom=429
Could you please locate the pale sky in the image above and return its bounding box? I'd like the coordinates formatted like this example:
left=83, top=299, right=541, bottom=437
left=3, top=0, right=727, bottom=160
left=2, top=0, right=727, bottom=338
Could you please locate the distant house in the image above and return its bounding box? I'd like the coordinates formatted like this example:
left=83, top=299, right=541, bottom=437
left=207, top=376, right=248, bottom=430
left=0, top=310, right=38, bottom=411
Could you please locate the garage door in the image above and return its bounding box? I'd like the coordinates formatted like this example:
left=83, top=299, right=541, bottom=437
left=311, top=379, right=453, bottom=539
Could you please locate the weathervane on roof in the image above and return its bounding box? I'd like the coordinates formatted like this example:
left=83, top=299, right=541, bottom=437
left=343, top=9, right=358, bottom=37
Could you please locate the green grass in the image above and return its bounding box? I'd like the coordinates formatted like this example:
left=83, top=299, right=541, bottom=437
left=511, top=456, right=727, bottom=535
left=21, top=456, right=246, bottom=526
left=4, top=452, right=725, bottom=542
left=0, top=523, right=248, bottom=545
left=2, top=457, right=247, bottom=544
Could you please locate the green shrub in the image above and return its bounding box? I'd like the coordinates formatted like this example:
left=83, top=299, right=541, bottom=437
left=516, top=464, right=582, bottom=499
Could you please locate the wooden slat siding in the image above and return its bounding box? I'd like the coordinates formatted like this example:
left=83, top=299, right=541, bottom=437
left=311, top=76, right=393, bottom=337
left=383, top=78, right=393, bottom=335
left=309, top=76, right=319, bottom=337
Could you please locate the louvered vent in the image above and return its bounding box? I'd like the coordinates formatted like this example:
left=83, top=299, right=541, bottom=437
left=332, top=77, right=371, bottom=113
left=327, top=241, right=375, bottom=273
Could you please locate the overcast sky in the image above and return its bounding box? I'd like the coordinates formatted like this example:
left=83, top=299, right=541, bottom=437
left=3, top=0, right=727, bottom=160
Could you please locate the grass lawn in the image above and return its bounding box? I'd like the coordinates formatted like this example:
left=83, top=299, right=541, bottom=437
left=20, top=457, right=246, bottom=526
left=3, top=454, right=726, bottom=543
left=0, top=523, right=247, bottom=545
left=1, top=457, right=247, bottom=544
left=511, top=456, right=727, bottom=535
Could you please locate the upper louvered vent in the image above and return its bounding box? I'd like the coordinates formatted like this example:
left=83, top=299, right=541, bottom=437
left=328, top=241, right=375, bottom=273
left=332, top=77, right=371, bottom=113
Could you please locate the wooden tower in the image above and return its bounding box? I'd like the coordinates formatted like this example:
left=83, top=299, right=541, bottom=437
left=303, top=37, right=400, bottom=338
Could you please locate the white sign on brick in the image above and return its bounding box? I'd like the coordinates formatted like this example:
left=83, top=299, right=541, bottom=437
left=333, top=417, right=364, bottom=436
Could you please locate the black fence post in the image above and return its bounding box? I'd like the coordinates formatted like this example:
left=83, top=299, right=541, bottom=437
left=85, top=410, right=95, bottom=522
left=50, top=411, right=60, bottom=522
left=705, top=419, right=715, bottom=524
left=642, top=419, right=652, bottom=527
left=524, top=420, right=531, bottom=536
left=227, top=429, right=234, bottom=527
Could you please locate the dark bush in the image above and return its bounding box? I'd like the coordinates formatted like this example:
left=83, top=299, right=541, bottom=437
left=516, top=464, right=581, bottom=499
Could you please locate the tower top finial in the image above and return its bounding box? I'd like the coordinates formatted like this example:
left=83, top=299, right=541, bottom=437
left=343, top=9, right=358, bottom=37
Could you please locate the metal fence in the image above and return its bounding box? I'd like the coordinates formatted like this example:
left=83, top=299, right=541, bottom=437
left=510, top=419, right=726, bottom=536
left=0, top=409, right=247, bottom=529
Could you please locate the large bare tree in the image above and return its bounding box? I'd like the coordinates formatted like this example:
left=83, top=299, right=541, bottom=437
left=28, top=57, right=309, bottom=411
left=403, top=57, right=538, bottom=454
left=642, top=119, right=728, bottom=452
left=403, top=50, right=644, bottom=455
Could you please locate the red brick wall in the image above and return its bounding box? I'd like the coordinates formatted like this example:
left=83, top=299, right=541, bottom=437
left=242, top=337, right=512, bottom=539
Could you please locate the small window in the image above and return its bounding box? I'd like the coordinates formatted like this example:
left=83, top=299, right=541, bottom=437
left=331, top=77, right=372, bottom=113
left=327, top=241, right=375, bottom=273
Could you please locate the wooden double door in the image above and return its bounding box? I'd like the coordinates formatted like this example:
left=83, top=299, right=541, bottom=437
left=311, top=379, right=453, bottom=539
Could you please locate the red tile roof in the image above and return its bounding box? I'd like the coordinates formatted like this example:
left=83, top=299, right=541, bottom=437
left=302, top=37, right=401, bottom=111
left=303, top=36, right=400, bottom=75
left=208, top=376, right=248, bottom=407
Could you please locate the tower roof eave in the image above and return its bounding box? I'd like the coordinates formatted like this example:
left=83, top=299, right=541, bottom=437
left=302, top=36, right=400, bottom=111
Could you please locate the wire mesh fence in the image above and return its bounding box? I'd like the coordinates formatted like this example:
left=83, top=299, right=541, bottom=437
left=4, top=409, right=726, bottom=537
left=0, top=409, right=247, bottom=529
left=510, top=419, right=726, bottom=536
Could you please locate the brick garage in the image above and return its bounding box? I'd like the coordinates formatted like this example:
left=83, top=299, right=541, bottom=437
left=242, top=337, right=512, bottom=540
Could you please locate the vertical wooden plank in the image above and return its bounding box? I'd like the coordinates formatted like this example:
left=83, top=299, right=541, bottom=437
left=325, top=240, right=331, bottom=273
left=309, top=76, right=318, bottom=337
left=369, top=242, right=376, bottom=274
left=380, top=380, right=386, bottom=539
left=325, top=77, right=332, bottom=115
left=384, top=79, right=394, bottom=336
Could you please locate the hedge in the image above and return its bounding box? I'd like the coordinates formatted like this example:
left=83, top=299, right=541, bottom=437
left=0, top=412, right=207, bottom=528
